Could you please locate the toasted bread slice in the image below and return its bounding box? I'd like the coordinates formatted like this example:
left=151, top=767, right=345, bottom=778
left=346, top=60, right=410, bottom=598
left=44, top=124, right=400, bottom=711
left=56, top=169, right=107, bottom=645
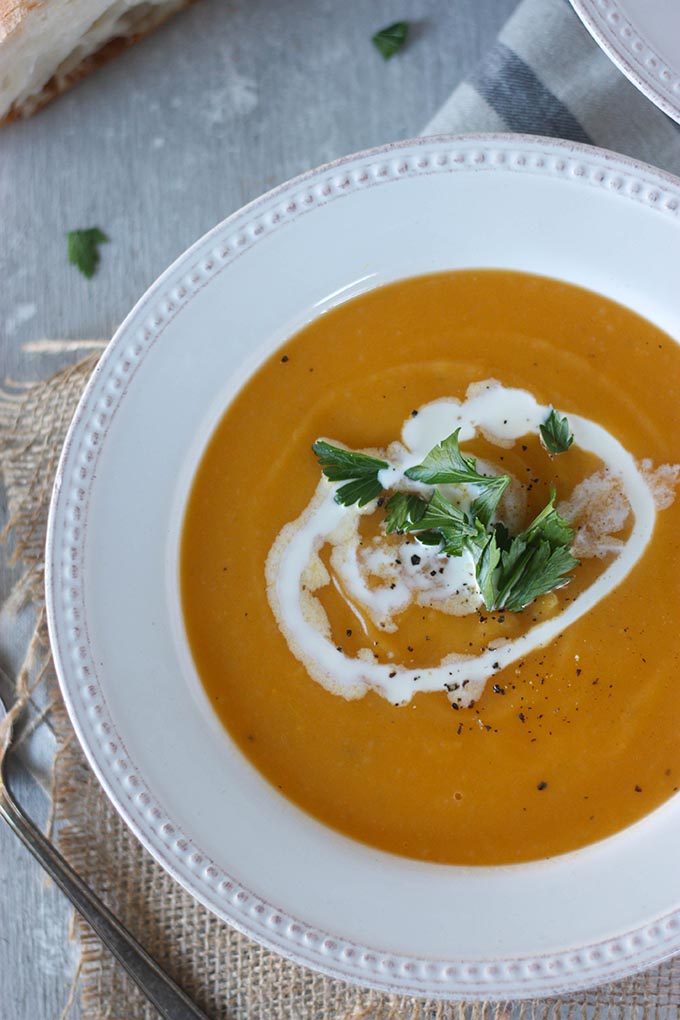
left=1, top=0, right=192, bottom=124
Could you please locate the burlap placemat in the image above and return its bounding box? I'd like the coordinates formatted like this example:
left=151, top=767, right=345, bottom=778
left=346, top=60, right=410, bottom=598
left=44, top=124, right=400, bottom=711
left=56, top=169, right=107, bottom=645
left=2, top=355, right=680, bottom=1020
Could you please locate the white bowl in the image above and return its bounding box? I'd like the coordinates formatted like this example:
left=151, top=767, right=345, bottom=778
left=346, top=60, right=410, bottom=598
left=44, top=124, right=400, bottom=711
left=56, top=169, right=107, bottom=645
left=46, top=134, right=680, bottom=1000
left=570, top=0, right=680, bottom=123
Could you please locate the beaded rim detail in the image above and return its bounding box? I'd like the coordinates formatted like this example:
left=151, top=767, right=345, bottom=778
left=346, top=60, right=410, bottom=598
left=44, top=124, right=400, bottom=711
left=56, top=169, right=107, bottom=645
left=571, top=0, right=680, bottom=124
left=46, top=134, right=680, bottom=1000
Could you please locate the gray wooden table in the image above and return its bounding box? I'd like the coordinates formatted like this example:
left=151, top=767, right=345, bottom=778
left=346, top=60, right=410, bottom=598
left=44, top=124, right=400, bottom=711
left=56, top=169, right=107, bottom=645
left=0, top=1, right=519, bottom=1015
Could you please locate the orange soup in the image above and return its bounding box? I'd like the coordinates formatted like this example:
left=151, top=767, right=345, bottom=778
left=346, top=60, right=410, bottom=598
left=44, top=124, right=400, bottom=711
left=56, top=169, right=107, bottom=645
left=181, top=270, right=680, bottom=865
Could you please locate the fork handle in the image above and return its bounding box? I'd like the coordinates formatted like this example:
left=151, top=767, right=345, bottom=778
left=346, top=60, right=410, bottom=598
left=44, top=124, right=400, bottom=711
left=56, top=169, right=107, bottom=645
left=0, top=783, right=211, bottom=1020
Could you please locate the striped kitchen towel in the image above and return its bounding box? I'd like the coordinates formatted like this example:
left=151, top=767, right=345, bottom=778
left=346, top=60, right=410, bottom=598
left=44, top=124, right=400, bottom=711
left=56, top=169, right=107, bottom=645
left=423, top=0, right=680, bottom=176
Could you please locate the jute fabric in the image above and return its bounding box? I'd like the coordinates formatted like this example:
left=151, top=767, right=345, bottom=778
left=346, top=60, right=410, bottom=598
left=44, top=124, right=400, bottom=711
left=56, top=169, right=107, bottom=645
left=2, top=357, right=680, bottom=1019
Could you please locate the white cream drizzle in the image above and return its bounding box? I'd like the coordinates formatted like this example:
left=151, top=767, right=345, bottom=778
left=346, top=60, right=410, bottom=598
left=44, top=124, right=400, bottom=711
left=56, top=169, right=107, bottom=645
left=265, top=380, right=677, bottom=706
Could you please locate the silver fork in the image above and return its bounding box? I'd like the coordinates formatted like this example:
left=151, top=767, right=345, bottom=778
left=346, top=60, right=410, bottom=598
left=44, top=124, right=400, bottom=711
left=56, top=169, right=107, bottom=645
left=0, top=692, right=211, bottom=1020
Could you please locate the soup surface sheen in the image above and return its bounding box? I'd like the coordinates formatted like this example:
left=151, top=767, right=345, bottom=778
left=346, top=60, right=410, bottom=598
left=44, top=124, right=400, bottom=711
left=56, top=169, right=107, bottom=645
left=181, top=270, right=680, bottom=865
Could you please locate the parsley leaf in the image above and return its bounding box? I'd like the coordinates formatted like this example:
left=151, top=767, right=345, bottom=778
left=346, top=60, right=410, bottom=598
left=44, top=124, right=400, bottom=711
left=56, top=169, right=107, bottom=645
left=313, top=423, right=579, bottom=613
left=474, top=531, right=501, bottom=610
left=67, top=228, right=109, bottom=279
left=397, top=485, right=577, bottom=612
left=406, top=489, right=478, bottom=556
left=384, top=492, right=428, bottom=533
left=405, top=428, right=510, bottom=525
left=409, top=489, right=468, bottom=532
left=490, top=489, right=578, bottom=612
left=372, top=21, right=410, bottom=60
left=384, top=494, right=444, bottom=548
left=404, top=428, right=478, bottom=485
left=520, top=486, right=573, bottom=547
left=312, top=440, right=388, bottom=507
left=405, top=428, right=503, bottom=488
left=469, top=475, right=511, bottom=527
left=414, top=530, right=445, bottom=546
left=518, top=545, right=576, bottom=610
left=540, top=408, right=574, bottom=455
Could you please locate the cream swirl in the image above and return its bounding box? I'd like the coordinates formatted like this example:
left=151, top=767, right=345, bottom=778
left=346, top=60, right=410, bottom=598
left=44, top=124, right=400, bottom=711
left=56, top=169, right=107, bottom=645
left=265, top=380, right=674, bottom=706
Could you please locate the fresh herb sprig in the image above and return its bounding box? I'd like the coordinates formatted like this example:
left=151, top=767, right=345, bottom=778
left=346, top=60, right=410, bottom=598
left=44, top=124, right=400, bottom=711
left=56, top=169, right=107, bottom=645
left=384, top=490, right=476, bottom=554
left=404, top=428, right=510, bottom=525
left=400, top=426, right=577, bottom=610
left=540, top=408, right=574, bottom=455
left=384, top=492, right=427, bottom=532
left=312, top=408, right=578, bottom=613
left=312, top=440, right=388, bottom=508
left=476, top=489, right=578, bottom=612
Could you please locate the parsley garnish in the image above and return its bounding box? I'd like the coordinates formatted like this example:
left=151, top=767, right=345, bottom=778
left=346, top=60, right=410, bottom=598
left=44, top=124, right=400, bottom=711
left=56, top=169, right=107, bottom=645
left=312, top=440, right=387, bottom=507
left=313, top=416, right=579, bottom=613
left=405, top=428, right=510, bottom=525
left=540, top=408, right=574, bottom=455
left=472, top=528, right=502, bottom=609
left=384, top=492, right=427, bottom=533
left=399, top=483, right=577, bottom=612
left=372, top=21, right=409, bottom=60
left=404, top=427, right=482, bottom=484
left=67, top=228, right=109, bottom=279
left=406, top=489, right=479, bottom=557
left=487, top=489, right=578, bottom=611
left=399, top=430, right=578, bottom=610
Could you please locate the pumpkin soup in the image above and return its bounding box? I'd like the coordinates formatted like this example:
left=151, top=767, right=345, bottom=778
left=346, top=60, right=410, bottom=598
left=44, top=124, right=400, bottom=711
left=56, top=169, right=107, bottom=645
left=181, top=270, right=680, bottom=865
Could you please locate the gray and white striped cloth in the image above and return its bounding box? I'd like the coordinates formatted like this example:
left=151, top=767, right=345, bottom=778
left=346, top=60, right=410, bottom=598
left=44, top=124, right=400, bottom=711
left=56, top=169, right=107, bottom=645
left=423, top=0, right=680, bottom=176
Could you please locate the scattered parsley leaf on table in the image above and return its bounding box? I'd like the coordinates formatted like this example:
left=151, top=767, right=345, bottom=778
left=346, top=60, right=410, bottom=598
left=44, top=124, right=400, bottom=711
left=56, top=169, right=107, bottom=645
left=67, top=228, right=109, bottom=279
left=372, top=21, right=409, bottom=60
left=540, top=408, right=574, bottom=455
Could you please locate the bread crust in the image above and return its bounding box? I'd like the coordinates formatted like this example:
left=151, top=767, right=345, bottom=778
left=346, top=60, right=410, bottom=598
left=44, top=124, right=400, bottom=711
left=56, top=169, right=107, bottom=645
left=1, top=0, right=194, bottom=124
